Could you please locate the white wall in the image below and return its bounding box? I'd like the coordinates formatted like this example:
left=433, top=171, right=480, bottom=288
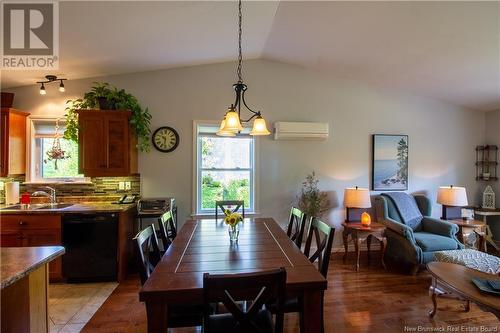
left=486, top=109, right=500, bottom=204
left=6, top=59, right=487, bottom=245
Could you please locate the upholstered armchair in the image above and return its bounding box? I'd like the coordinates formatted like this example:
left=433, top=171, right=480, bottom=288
left=374, top=193, right=463, bottom=274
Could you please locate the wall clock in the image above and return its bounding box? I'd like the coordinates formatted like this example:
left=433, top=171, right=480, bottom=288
left=152, top=126, right=179, bottom=153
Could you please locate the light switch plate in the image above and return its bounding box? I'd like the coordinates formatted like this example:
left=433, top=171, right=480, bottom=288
left=118, top=181, right=125, bottom=190
left=125, top=181, right=131, bottom=190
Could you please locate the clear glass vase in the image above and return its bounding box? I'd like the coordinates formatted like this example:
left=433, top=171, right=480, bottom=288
left=228, top=225, right=239, bottom=242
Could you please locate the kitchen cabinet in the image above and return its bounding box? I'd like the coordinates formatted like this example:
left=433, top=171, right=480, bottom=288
left=77, top=110, right=138, bottom=177
left=0, top=108, right=30, bottom=177
left=0, top=214, right=62, bottom=281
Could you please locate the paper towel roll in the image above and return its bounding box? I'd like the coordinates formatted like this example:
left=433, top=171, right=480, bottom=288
left=5, top=182, right=20, bottom=205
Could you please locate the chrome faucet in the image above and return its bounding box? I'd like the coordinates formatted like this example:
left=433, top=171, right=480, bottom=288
left=32, top=186, right=57, bottom=204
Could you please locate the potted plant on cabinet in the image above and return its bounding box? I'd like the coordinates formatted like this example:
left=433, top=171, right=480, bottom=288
left=64, top=82, right=152, bottom=152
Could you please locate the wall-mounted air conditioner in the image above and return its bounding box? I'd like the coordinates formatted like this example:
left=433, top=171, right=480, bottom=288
left=274, top=122, right=329, bottom=140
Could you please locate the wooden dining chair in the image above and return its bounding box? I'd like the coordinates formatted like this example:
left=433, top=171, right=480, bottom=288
left=158, top=210, right=177, bottom=252
left=215, top=200, right=245, bottom=220
left=286, top=207, right=307, bottom=249
left=133, top=225, right=205, bottom=329
left=203, top=267, right=286, bottom=333
left=270, top=217, right=334, bottom=333
left=133, top=225, right=161, bottom=285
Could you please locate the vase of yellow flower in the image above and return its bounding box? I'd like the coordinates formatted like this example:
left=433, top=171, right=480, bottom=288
left=224, top=209, right=243, bottom=242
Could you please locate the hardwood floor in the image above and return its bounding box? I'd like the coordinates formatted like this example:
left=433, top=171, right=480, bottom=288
left=82, top=253, right=499, bottom=333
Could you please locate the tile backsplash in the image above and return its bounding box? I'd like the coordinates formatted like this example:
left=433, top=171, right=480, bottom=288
left=0, top=175, right=140, bottom=203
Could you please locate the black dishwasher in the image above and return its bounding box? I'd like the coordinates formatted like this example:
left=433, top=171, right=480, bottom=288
left=62, top=213, right=118, bottom=282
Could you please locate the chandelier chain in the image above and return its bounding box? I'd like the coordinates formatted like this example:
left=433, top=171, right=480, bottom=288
left=237, top=0, right=243, bottom=83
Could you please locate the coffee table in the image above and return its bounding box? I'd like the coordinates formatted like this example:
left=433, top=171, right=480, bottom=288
left=427, top=261, right=500, bottom=319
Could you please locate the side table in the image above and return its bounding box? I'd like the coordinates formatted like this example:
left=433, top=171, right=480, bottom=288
left=342, top=222, right=387, bottom=271
left=448, top=219, right=487, bottom=251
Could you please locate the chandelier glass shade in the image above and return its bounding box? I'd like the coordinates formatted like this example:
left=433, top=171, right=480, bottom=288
left=217, top=0, right=270, bottom=137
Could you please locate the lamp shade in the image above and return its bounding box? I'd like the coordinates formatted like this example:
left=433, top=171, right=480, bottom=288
left=344, top=187, right=371, bottom=208
left=221, top=109, right=243, bottom=132
left=437, top=186, right=468, bottom=206
left=216, top=118, right=236, bottom=137
left=250, top=116, right=271, bottom=136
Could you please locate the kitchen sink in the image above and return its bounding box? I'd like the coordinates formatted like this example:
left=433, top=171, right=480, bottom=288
left=1, top=203, right=74, bottom=210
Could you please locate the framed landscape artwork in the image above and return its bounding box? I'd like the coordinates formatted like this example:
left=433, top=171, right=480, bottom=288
left=372, top=134, right=408, bottom=191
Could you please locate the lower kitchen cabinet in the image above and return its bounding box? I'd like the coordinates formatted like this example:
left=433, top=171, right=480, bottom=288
left=0, top=214, right=62, bottom=281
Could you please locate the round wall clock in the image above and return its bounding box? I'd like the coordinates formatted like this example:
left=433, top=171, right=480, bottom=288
left=152, top=126, right=179, bottom=153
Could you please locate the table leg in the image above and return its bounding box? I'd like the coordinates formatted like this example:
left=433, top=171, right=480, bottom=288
left=381, top=237, right=387, bottom=270
left=429, top=277, right=437, bottom=318
left=302, top=290, right=323, bottom=333
left=146, top=301, right=168, bottom=333
left=342, top=230, right=349, bottom=263
left=354, top=235, right=361, bottom=272
left=366, top=235, right=372, bottom=263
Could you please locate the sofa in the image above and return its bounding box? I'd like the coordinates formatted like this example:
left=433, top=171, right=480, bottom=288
left=374, top=193, right=463, bottom=274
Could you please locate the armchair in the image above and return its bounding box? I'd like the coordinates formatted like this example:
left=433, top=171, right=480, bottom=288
left=374, top=193, right=463, bottom=274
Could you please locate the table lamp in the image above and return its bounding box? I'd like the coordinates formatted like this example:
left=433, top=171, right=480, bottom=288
left=344, top=187, right=372, bottom=225
left=437, top=185, right=468, bottom=220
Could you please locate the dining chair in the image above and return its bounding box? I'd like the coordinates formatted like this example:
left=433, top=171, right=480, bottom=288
left=271, top=217, right=334, bottom=333
left=133, top=225, right=161, bottom=285
left=158, top=210, right=177, bottom=252
left=203, top=268, right=286, bottom=333
left=133, top=225, right=205, bottom=329
left=215, top=200, right=245, bottom=220
left=286, top=207, right=307, bottom=249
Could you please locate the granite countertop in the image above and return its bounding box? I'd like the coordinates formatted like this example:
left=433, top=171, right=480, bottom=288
left=1, top=246, right=65, bottom=289
left=0, top=202, right=137, bottom=214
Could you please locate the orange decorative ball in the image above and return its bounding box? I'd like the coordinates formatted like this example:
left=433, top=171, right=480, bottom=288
left=361, top=212, right=371, bottom=226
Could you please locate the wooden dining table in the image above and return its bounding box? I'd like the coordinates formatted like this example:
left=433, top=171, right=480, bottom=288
left=139, top=217, right=328, bottom=333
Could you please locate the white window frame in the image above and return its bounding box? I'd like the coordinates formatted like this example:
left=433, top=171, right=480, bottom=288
left=192, top=120, right=259, bottom=216
left=26, top=116, right=90, bottom=184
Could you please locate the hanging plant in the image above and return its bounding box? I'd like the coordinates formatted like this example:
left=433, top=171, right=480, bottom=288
left=64, top=82, right=152, bottom=152
left=45, top=119, right=70, bottom=170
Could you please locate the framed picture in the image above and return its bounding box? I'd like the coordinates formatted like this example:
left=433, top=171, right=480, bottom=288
left=372, top=134, right=408, bottom=191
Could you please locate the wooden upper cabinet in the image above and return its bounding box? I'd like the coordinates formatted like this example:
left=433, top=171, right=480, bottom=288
left=77, top=110, right=138, bottom=177
left=0, top=108, right=30, bottom=177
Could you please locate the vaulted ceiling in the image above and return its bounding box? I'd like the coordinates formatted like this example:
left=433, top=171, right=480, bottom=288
left=2, top=1, right=499, bottom=111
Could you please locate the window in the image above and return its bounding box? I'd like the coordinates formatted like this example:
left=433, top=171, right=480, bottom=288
left=29, top=118, right=87, bottom=182
left=195, top=123, right=255, bottom=214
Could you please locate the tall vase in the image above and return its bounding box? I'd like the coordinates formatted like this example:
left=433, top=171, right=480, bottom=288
left=228, top=225, right=239, bottom=242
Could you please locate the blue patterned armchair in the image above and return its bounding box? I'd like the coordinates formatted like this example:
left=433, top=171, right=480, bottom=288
left=374, top=193, right=463, bottom=274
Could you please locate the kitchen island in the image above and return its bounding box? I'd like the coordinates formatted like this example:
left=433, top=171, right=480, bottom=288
left=1, top=246, right=65, bottom=333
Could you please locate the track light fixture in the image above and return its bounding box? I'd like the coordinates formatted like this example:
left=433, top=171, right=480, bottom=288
left=37, top=75, right=67, bottom=95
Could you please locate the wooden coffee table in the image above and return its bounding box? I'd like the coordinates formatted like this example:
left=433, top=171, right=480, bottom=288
left=342, top=222, right=387, bottom=271
left=427, top=262, right=500, bottom=319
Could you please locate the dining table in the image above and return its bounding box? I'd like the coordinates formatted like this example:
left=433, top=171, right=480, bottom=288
left=139, top=217, right=328, bottom=333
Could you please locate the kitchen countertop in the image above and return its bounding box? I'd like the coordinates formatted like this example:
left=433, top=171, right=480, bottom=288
left=0, top=202, right=137, bottom=214
left=1, top=246, right=65, bottom=289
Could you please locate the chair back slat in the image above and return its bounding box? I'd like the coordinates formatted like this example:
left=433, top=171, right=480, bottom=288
left=203, top=268, right=286, bottom=333
left=304, top=217, right=335, bottom=277
left=286, top=207, right=307, bottom=249
left=133, top=226, right=161, bottom=285
left=158, top=210, right=177, bottom=251
left=215, top=200, right=245, bottom=220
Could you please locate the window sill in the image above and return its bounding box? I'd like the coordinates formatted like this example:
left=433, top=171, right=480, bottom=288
left=191, top=212, right=261, bottom=219
left=23, top=180, right=93, bottom=185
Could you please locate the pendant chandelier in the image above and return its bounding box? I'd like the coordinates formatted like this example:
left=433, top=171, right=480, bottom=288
left=217, top=0, right=270, bottom=137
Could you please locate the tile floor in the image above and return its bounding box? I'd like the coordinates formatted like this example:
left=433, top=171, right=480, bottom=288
left=48, top=282, right=118, bottom=333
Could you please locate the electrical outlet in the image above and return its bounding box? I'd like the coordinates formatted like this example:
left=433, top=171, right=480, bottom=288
left=0, top=181, right=4, bottom=191
left=125, top=181, right=131, bottom=190
left=118, top=181, right=125, bottom=190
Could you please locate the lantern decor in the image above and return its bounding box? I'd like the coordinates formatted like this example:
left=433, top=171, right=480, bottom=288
left=361, top=212, right=372, bottom=226
left=482, top=185, right=496, bottom=209
left=44, top=119, right=70, bottom=170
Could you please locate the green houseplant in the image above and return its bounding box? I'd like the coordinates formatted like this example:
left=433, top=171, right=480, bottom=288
left=297, top=171, right=330, bottom=218
left=64, top=82, right=152, bottom=152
